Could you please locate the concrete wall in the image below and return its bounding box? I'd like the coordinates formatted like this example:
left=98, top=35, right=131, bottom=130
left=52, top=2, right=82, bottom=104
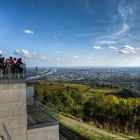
left=0, top=83, right=27, bottom=140
left=27, top=125, right=59, bottom=140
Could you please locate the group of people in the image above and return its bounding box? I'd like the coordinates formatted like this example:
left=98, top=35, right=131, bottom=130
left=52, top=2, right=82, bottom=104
left=0, top=55, right=25, bottom=78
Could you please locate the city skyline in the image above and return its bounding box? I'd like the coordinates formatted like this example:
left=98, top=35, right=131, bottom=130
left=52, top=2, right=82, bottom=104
left=0, top=0, right=140, bottom=66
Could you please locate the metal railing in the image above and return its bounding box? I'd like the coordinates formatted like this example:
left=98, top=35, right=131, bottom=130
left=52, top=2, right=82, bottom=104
left=0, top=64, right=26, bottom=79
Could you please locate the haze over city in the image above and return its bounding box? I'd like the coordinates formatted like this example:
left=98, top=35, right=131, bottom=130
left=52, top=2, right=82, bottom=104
left=0, top=0, right=140, bottom=66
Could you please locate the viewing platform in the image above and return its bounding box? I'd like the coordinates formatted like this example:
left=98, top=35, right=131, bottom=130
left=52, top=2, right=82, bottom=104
left=0, top=58, right=59, bottom=140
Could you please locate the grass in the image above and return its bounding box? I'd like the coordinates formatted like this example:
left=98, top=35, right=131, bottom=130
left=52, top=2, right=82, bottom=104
left=64, top=83, right=90, bottom=92
left=59, top=114, right=137, bottom=140
left=46, top=82, right=122, bottom=95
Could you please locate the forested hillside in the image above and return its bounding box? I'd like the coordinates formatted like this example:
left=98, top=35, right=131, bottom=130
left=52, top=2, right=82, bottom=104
left=29, top=81, right=140, bottom=139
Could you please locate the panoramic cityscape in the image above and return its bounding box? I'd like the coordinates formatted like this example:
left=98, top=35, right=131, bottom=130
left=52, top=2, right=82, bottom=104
left=27, top=67, right=140, bottom=92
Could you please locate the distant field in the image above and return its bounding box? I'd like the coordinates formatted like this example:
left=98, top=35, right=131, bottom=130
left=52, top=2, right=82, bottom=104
left=53, top=82, right=136, bottom=98
left=88, top=88, right=121, bottom=93
left=45, top=82, right=121, bottom=94
left=64, top=83, right=89, bottom=92
left=41, top=82, right=122, bottom=98
left=59, top=114, right=136, bottom=140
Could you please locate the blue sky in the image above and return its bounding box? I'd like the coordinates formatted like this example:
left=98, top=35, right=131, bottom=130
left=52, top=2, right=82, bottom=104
left=0, top=0, right=140, bottom=67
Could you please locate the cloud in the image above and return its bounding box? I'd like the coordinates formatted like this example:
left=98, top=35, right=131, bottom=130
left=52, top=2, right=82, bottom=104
left=108, top=46, right=118, bottom=50
left=39, top=56, right=48, bottom=60
left=0, top=50, right=3, bottom=54
left=14, top=49, right=32, bottom=58
left=14, top=49, right=48, bottom=60
left=109, top=45, right=138, bottom=54
left=92, top=24, right=128, bottom=46
left=114, top=23, right=129, bottom=36
left=56, top=58, right=60, bottom=61
left=93, top=46, right=102, bottom=49
left=118, top=45, right=137, bottom=54
left=95, top=40, right=117, bottom=45
left=87, top=57, right=93, bottom=60
left=86, top=1, right=95, bottom=17
left=118, top=1, right=133, bottom=22
left=91, top=1, right=135, bottom=48
left=73, top=55, right=79, bottom=59
left=92, top=23, right=129, bottom=47
left=23, top=29, right=34, bottom=34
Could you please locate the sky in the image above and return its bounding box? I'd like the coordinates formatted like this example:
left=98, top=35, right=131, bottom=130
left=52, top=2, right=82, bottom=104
left=0, top=0, right=140, bottom=67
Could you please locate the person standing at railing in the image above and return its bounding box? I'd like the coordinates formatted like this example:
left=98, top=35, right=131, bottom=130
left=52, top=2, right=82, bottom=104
left=10, top=57, right=15, bottom=76
left=5, top=57, right=14, bottom=78
left=0, top=56, right=5, bottom=77
left=16, top=58, right=24, bottom=77
left=2, top=57, right=6, bottom=76
left=5, top=59, right=9, bottom=76
left=12, top=58, right=17, bottom=76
